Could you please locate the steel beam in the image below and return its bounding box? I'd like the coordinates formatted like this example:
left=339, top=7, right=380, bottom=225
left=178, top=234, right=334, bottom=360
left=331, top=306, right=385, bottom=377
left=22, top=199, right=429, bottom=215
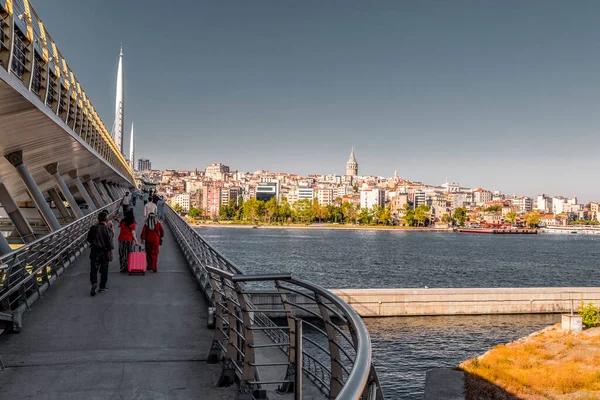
left=83, top=175, right=105, bottom=207
left=105, top=182, right=118, bottom=200
left=47, top=188, right=72, bottom=224
left=0, top=230, right=12, bottom=256
left=101, top=180, right=115, bottom=201
left=44, top=163, right=84, bottom=219
left=0, top=181, right=36, bottom=243
left=5, top=151, right=61, bottom=232
left=94, top=179, right=111, bottom=204
left=68, top=171, right=97, bottom=212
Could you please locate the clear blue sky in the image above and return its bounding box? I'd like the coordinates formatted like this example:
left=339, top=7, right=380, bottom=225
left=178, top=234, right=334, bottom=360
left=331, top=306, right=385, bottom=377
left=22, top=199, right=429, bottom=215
left=34, top=0, right=600, bottom=202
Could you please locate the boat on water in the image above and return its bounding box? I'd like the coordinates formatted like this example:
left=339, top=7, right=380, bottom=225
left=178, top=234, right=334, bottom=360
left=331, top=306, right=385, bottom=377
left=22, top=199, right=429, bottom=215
left=456, top=228, right=537, bottom=234
left=542, top=225, right=600, bottom=235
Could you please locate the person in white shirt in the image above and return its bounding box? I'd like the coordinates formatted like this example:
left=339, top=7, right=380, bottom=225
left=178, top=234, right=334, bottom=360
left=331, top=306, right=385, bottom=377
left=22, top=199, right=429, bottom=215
left=121, top=192, right=131, bottom=215
left=144, top=196, right=158, bottom=221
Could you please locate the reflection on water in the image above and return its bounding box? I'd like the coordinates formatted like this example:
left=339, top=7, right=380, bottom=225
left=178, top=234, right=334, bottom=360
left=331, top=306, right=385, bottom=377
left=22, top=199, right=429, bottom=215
left=365, top=314, right=559, bottom=399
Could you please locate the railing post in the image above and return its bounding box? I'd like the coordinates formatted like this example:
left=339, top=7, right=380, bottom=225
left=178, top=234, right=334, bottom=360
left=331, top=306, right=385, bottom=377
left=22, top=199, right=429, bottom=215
left=276, top=280, right=297, bottom=394
left=315, top=292, right=344, bottom=398
left=206, top=273, right=226, bottom=363
left=216, top=288, right=237, bottom=387
left=294, top=318, right=303, bottom=400
left=235, top=281, right=262, bottom=400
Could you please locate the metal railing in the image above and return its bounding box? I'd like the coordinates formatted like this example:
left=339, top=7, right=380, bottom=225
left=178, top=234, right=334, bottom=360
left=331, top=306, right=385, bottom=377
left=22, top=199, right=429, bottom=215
left=0, top=200, right=120, bottom=331
left=0, top=0, right=133, bottom=182
left=165, top=205, right=385, bottom=400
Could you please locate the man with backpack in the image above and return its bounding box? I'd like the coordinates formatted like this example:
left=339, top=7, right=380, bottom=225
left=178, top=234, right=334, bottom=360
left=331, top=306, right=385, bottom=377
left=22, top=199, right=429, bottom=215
left=86, top=211, right=114, bottom=296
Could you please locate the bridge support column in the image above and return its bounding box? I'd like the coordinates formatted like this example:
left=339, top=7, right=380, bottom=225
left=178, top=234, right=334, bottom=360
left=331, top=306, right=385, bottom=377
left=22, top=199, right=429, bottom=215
left=100, top=180, right=115, bottom=202
left=0, top=230, right=12, bottom=255
left=44, top=163, right=84, bottom=219
left=0, top=181, right=36, bottom=243
left=68, top=171, right=97, bottom=212
left=83, top=176, right=105, bottom=207
left=47, top=188, right=72, bottom=225
left=5, top=151, right=61, bottom=232
left=94, top=179, right=111, bottom=204
left=107, top=183, right=120, bottom=200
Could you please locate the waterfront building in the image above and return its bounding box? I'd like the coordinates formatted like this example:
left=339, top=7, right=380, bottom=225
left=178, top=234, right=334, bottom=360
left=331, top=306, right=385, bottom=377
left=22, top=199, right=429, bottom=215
left=171, top=193, right=191, bottom=212
left=316, top=187, right=334, bottom=206
left=589, top=202, right=600, bottom=220
left=450, top=192, right=473, bottom=210
left=552, top=196, right=566, bottom=214
left=511, top=196, right=533, bottom=214
left=414, top=190, right=426, bottom=208
left=346, top=147, right=358, bottom=177
left=207, top=187, right=222, bottom=215
left=256, top=182, right=279, bottom=202
left=472, top=188, right=493, bottom=205
left=138, top=158, right=152, bottom=171
left=536, top=194, right=552, bottom=213
left=298, top=187, right=315, bottom=201
left=334, top=185, right=352, bottom=198
left=390, top=193, right=409, bottom=217
left=360, top=188, right=385, bottom=210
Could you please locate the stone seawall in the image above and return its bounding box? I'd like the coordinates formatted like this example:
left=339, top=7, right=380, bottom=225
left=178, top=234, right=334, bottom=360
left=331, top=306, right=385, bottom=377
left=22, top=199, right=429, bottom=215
left=249, top=287, right=600, bottom=317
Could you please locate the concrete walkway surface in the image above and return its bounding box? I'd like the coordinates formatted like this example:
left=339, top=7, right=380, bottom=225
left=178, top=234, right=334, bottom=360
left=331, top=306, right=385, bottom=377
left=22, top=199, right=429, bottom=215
left=0, top=202, right=237, bottom=399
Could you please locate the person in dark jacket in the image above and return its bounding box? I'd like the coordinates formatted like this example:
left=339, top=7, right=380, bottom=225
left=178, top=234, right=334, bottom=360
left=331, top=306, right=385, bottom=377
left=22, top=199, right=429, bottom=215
left=87, top=211, right=114, bottom=296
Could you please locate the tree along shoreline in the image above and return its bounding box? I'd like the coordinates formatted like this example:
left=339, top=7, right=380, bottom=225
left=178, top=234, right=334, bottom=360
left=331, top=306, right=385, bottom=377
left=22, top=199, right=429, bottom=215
left=188, top=222, right=454, bottom=232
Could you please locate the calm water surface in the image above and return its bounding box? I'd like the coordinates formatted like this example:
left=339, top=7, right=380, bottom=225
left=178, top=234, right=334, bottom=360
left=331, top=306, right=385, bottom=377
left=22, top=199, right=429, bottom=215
left=196, top=227, right=593, bottom=399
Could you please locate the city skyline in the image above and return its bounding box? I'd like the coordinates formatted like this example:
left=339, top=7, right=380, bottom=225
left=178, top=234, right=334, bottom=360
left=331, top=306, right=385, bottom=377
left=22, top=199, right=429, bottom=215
left=34, top=0, right=600, bottom=202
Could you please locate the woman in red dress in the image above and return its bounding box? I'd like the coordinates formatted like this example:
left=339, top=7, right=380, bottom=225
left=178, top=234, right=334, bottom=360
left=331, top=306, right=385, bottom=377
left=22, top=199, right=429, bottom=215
left=141, top=212, right=164, bottom=272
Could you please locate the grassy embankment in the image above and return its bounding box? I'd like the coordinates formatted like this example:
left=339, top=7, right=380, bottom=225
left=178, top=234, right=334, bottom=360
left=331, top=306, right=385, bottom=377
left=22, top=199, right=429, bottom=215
left=459, top=324, right=600, bottom=400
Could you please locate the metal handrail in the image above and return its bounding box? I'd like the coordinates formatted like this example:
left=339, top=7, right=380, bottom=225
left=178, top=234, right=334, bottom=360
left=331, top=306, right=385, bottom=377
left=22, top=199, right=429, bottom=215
left=165, top=205, right=384, bottom=400
left=0, top=200, right=120, bottom=331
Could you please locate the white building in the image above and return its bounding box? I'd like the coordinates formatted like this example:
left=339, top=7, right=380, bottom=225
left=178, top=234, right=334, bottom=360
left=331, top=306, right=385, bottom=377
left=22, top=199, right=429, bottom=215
left=171, top=193, right=191, bottom=212
left=552, top=196, right=566, bottom=214
left=536, top=194, right=552, bottom=213
left=298, top=187, right=314, bottom=201
left=360, top=188, right=385, bottom=210
left=512, top=197, right=533, bottom=213
left=472, top=188, right=492, bottom=205
left=316, top=188, right=334, bottom=206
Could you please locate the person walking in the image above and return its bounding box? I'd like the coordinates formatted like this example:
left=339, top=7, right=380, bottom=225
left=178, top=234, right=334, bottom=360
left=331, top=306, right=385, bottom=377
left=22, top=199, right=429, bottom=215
left=117, top=209, right=138, bottom=273
left=144, top=195, right=158, bottom=221
left=156, top=196, right=166, bottom=222
left=121, top=191, right=131, bottom=215
left=142, top=191, right=149, bottom=206
left=141, top=212, right=164, bottom=273
left=131, top=190, right=137, bottom=207
left=86, top=211, right=114, bottom=296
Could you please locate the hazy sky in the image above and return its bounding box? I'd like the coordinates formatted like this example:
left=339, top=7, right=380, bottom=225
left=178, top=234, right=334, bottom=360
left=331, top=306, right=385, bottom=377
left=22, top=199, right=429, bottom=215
left=34, top=1, right=600, bottom=202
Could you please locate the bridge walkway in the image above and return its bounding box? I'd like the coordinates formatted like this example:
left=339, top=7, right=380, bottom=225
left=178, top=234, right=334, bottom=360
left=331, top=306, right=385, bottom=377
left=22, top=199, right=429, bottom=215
left=0, top=201, right=236, bottom=399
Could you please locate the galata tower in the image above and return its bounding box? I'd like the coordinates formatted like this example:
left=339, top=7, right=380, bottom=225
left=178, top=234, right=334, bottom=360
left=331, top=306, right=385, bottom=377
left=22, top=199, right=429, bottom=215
left=345, top=147, right=358, bottom=176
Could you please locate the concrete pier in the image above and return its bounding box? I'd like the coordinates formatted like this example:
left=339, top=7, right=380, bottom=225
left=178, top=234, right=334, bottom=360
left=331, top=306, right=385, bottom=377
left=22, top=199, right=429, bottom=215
left=249, top=287, right=600, bottom=318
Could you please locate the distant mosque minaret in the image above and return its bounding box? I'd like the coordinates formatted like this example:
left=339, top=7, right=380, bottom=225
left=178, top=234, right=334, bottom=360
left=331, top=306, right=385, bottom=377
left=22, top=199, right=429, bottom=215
left=346, top=147, right=358, bottom=176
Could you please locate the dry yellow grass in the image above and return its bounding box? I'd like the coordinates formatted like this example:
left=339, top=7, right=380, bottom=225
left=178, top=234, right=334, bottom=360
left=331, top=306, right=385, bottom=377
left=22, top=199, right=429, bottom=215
left=459, top=324, right=600, bottom=400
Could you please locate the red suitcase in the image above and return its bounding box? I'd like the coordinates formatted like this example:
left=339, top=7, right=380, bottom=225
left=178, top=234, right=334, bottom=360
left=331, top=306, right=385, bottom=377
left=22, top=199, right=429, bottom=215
left=128, top=245, right=147, bottom=275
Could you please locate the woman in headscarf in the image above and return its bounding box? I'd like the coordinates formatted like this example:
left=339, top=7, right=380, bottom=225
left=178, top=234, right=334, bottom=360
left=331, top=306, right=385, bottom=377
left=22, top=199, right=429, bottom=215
left=117, top=209, right=138, bottom=273
left=141, top=212, right=164, bottom=272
